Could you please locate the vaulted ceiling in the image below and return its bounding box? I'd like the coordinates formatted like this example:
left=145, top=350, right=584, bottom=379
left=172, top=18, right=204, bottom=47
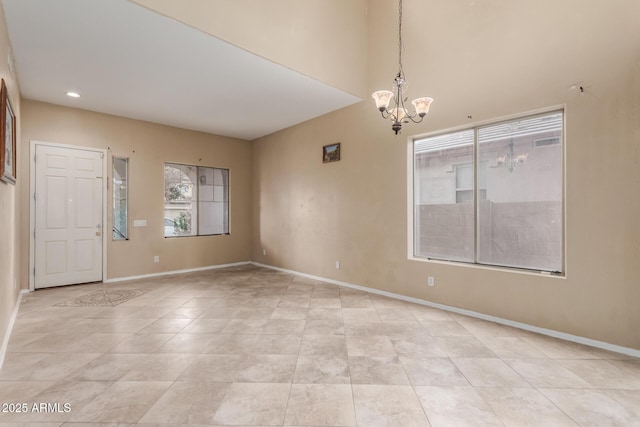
left=1, top=0, right=362, bottom=140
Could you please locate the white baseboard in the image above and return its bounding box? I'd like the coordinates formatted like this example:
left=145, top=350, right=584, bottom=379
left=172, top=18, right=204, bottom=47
left=104, top=261, right=251, bottom=283
left=251, top=262, right=640, bottom=358
left=0, top=289, right=28, bottom=372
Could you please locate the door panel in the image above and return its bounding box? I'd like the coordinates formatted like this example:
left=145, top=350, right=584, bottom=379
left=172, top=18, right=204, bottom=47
left=35, top=145, right=104, bottom=289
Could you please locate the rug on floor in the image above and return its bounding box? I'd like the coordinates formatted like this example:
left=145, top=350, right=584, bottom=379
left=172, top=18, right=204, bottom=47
left=55, top=289, right=149, bottom=307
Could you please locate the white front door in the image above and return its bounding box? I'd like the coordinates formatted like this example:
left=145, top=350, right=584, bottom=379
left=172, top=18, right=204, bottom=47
left=34, top=144, right=104, bottom=289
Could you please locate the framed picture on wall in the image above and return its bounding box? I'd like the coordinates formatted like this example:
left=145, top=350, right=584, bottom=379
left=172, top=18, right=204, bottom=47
left=0, top=79, right=16, bottom=184
left=323, top=142, right=341, bottom=163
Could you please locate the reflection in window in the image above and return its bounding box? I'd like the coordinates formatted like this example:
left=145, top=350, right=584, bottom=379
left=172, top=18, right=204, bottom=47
left=164, top=163, right=229, bottom=237
left=413, top=111, right=564, bottom=273
left=113, top=157, right=128, bottom=240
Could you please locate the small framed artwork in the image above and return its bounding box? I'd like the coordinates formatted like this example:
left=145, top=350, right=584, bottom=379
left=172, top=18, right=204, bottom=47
left=323, top=142, right=341, bottom=163
left=0, top=79, right=16, bottom=184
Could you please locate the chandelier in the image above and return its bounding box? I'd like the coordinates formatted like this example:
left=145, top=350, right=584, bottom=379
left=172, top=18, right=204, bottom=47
left=372, top=0, right=433, bottom=134
left=496, top=140, right=528, bottom=172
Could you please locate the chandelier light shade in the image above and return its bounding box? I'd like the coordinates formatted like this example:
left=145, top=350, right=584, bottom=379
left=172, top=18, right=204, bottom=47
left=372, top=0, right=433, bottom=134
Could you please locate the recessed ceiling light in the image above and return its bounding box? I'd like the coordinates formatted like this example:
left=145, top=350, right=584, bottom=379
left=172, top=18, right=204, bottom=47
left=66, top=91, right=80, bottom=98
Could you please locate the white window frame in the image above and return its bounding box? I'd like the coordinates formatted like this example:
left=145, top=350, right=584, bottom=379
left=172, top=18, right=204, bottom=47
left=408, top=107, right=566, bottom=276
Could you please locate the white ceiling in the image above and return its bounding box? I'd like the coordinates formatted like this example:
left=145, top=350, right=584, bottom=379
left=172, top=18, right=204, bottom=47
left=1, top=0, right=361, bottom=140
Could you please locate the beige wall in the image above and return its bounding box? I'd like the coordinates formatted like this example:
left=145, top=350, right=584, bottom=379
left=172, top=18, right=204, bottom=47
left=0, top=4, right=21, bottom=354
left=252, top=0, right=640, bottom=349
left=131, top=0, right=368, bottom=98
left=20, top=100, right=252, bottom=284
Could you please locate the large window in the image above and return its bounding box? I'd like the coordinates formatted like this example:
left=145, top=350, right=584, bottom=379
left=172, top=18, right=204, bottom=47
left=164, top=163, right=229, bottom=237
left=413, top=111, right=563, bottom=273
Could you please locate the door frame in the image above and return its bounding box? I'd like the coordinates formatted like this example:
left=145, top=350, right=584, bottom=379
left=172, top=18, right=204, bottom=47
left=29, top=140, right=108, bottom=291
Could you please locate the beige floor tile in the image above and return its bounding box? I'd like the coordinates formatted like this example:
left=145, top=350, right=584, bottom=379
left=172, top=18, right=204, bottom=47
left=518, top=334, right=606, bottom=359
left=1, top=353, right=100, bottom=381
left=304, top=319, right=345, bottom=335
left=180, top=354, right=296, bottom=383
left=558, top=359, right=640, bottom=389
left=233, top=307, right=275, bottom=319
left=202, top=334, right=259, bottom=354
left=400, top=357, right=469, bottom=386
left=540, top=388, right=640, bottom=426
left=155, top=333, right=216, bottom=354
left=308, top=297, right=342, bottom=309
left=453, top=358, right=530, bottom=387
left=251, top=334, right=301, bottom=354
left=456, top=318, right=515, bottom=337
left=340, top=295, right=374, bottom=309
left=504, top=358, right=592, bottom=388
left=299, top=334, right=348, bottom=357
left=119, top=353, right=196, bottom=381
left=349, top=356, right=410, bottom=385
left=164, top=306, right=219, bottom=319
left=198, top=306, right=241, bottom=319
left=108, top=334, right=174, bottom=353
left=277, top=295, right=311, bottom=308
left=69, top=381, right=172, bottom=423
left=137, top=318, right=194, bottom=333
left=212, top=383, right=290, bottom=426
left=409, top=306, right=454, bottom=322
left=380, top=321, right=427, bottom=339
left=220, top=319, right=269, bottom=334
left=390, top=335, right=447, bottom=357
left=605, top=389, right=640, bottom=417
left=415, top=386, right=502, bottom=427
left=375, top=308, right=417, bottom=322
left=67, top=353, right=149, bottom=381
left=138, top=381, right=231, bottom=424
left=352, top=384, right=430, bottom=426
left=262, top=319, right=306, bottom=335
left=477, top=387, right=578, bottom=426
left=344, top=320, right=385, bottom=336
left=293, top=355, right=350, bottom=384
left=434, top=336, right=497, bottom=358
left=342, top=308, right=379, bottom=322
left=422, top=321, right=472, bottom=337
left=370, top=297, right=409, bottom=310
left=271, top=307, right=308, bottom=320
left=284, top=384, right=356, bottom=426
left=180, top=318, right=230, bottom=334
left=346, top=335, right=396, bottom=357
left=477, top=336, right=548, bottom=358
left=307, top=308, right=343, bottom=320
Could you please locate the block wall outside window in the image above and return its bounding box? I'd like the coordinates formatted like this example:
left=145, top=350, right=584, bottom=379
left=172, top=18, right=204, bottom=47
left=413, top=111, right=563, bottom=273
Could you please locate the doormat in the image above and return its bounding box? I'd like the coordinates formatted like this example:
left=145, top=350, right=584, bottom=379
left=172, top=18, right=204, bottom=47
left=55, top=289, right=149, bottom=307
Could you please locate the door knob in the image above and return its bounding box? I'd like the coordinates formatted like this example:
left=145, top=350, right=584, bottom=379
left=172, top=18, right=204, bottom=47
left=96, top=231, right=102, bottom=236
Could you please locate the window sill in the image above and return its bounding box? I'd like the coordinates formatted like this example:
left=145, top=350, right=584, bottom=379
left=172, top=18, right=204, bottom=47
left=408, top=256, right=566, bottom=279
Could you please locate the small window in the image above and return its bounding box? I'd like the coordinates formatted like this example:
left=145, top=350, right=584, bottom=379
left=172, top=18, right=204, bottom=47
left=164, top=163, right=229, bottom=237
left=112, top=157, right=128, bottom=240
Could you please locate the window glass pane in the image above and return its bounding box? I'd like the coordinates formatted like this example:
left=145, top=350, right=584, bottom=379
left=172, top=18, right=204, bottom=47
left=164, top=163, right=197, bottom=237
left=112, top=157, right=128, bottom=240
left=414, top=130, right=475, bottom=262
left=198, top=167, right=229, bottom=235
left=477, top=112, right=563, bottom=271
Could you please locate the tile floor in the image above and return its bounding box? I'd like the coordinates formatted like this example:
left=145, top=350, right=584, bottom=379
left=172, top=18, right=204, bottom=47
left=1, top=265, right=639, bottom=426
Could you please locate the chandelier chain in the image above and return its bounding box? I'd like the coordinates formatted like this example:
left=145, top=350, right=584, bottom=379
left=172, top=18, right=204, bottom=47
left=398, top=0, right=404, bottom=77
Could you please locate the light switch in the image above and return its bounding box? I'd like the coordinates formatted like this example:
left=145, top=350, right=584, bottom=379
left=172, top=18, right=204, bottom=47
left=133, top=219, right=147, bottom=227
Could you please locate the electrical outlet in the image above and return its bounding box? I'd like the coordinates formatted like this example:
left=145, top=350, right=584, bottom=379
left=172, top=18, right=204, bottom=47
left=262, top=249, right=267, bottom=256
left=335, top=261, right=340, bottom=269
left=154, top=256, right=160, bottom=263
left=428, top=276, right=435, bottom=286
